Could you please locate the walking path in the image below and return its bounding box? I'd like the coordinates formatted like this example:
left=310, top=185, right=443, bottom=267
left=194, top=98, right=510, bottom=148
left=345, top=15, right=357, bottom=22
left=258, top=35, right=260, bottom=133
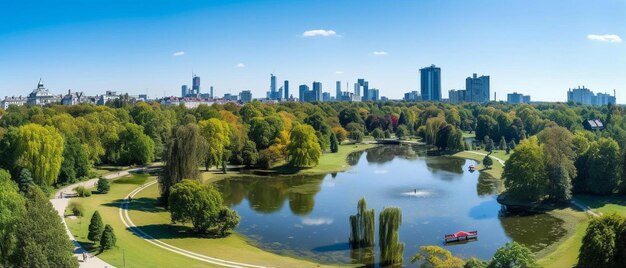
left=51, top=168, right=145, bottom=268
left=463, top=151, right=506, bottom=166
left=119, top=180, right=266, bottom=268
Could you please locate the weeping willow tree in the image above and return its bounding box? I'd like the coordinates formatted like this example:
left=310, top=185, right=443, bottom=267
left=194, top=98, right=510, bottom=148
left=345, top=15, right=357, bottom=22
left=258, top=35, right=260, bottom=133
left=379, top=207, right=404, bottom=266
left=349, top=197, right=375, bottom=248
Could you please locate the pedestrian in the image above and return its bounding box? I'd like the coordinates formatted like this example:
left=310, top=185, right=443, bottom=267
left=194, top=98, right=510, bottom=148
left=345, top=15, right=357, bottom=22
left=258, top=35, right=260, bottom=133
left=82, top=252, right=86, bottom=262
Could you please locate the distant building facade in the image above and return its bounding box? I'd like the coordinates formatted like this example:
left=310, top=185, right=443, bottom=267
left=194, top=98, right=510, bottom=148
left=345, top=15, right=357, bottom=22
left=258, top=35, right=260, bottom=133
left=507, top=92, right=531, bottom=104
left=1, top=96, right=27, bottom=109
left=404, top=91, right=420, bottom=102
left=27, top=80, right=60, bottom=106
left=567, top=86, right=616, bottom=106
left=239, top=90, right=252, bottom=103
left=448, top=89, right=466, bottom=104
left=420, top=65, right=441, bottom=101
left=465, top=73, right=490, bottom=103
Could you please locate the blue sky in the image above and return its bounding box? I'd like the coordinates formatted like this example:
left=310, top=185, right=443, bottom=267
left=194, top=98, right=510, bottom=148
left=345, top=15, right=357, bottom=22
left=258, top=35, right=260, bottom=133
left=0, top=0, right=624, bottom=102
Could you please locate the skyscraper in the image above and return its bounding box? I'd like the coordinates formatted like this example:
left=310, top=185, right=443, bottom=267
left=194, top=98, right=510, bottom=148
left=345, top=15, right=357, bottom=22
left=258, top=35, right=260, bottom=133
left=420, top=65, right=441, bottom=101
left=312, top=81, right=322, bottom=101
left=449, top=89, right=466, bottom=104
left=322, top=92, right=331, bottom=102
left=336, top=81, right=341, bottom=100
left=192, top=75, right=200, bottom=95
left=210, top=86, right=214, bottom=99
left=465, top=73, right=490, bottom=103
left=284, top=80, right=289, bottom=99
left=270, top=73, right=277, bottom=99
left=181, top=85, right=188, bottom=98
left=299, top=84, right=309, bottom=102
left=239, top=90, right=252, bottom=103
left=357, top=79, right=369, bottom=101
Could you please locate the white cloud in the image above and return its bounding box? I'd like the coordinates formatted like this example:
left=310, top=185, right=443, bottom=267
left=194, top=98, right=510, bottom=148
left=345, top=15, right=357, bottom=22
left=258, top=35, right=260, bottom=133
left=301, top=217, right=334, bottom=226
left=373, top=51, right=388, bottom=56
left=172, top=51, right=185, bottom=57
left=587, top=34, right=622, bottom=43
left=235, top=63, right=246, bottom=68
left=335, top=71, right=344, bottom=74
left=302, top=29, right=338, bottom=37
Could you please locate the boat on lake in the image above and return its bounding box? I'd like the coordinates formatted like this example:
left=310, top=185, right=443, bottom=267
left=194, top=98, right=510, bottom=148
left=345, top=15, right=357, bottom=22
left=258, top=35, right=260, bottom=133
left=444, top=231, right=478, bottom=243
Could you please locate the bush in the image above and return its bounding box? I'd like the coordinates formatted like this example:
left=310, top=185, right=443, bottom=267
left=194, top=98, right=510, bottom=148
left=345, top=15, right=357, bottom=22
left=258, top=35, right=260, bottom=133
left=68, top=201, right=84, bottom=217
left=97, top=178, right=110, bottom=194
left=217, top=207, right=240, bottom=236
left=100, top=224, right=116, bottom=251
left=73, top=185, right=91, bottom=197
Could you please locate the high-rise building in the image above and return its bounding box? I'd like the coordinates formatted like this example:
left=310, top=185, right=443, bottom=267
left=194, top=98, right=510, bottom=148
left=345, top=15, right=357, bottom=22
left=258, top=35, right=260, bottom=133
left=369, top=88, right=379, bottom=101
left=284, top=80, right=289, bottom=99
left=507, top=92, right=531, bottom=104
left=449, top=89, right=466, bottom=104
left=465, top=73, right=490, bottom=103
left=239, top=90, right=252, bottom=103
left=210, top=86, right=214, bottom=99
left=420, top=65, right=441, bottom=101
left=336, top=81, right=341, bottom=100
left=312, top=81, right=322, bottom=101
left=192, top=75, right=201, bottom=95
left=181, top=85, right=189, bottom=98
left=322, top=92, right=331, bottom=102
left=270, top=74, right=277, bottom=99
left=299, top=85, right=309, bottom=102
left=357, top=79, right=369, bottom=101
left=566, top=86, right=614, bottom=106
left=404, top=91, right=420, bottom=102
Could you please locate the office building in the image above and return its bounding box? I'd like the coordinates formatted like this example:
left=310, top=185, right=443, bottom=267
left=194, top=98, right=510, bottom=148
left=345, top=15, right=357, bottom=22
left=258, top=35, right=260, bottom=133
left=299, top=84, right=309, bottom=102
left=369, top=89, right=380, bottom=101
left=239, top=90, right=252, bottom=103
left=284, top=80, right=289, bottom=99
left=449, top=89, right=466, bottom=104
left=420, top=65, right=441, bottom=101
left=404, top=91, right=420, bottom=102
left=312, top=81, right=322, bottom=101
left=567, top=86, right=616, bottom=106
left=210, top=86, right=214, bottom=99
left=223, top=93, right=238, bottom=101
left=336, top=81, right=341, bottom=100
left=192, top=75, right=201, bottom=95
left=465, top=73, right=490, bottom=103
left=181, top=85, right=189, bottom=98
left=322, top=92, right=331, bottom=102
left=357, top=79, right=369, bottom=100
left=507, top=92, right=531, bottom=104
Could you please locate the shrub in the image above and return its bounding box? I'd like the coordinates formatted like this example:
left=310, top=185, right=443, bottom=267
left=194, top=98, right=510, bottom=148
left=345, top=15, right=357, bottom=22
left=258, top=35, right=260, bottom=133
left=97, top=178, right=110, bottom=194
left=68, top=201, right=84, bottom=217
left=73, top=185, right=91, bottom=197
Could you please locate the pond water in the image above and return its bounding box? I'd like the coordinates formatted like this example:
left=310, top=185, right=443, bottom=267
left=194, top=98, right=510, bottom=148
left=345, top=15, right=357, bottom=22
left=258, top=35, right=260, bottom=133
left=215, top=145, right=566, bottom=265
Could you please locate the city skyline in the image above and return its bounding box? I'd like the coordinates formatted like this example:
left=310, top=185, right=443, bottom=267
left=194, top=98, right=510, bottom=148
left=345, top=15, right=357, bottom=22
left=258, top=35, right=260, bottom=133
left=0, top=1, right=624, bottom=102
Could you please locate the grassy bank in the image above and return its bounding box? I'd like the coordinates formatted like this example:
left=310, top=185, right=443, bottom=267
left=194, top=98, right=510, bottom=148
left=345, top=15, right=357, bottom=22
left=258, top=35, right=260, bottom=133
left=204, top=143, right=377, bottom=183
left=66, top=174, right=335, bottom=267
left=452, top=151, right=505, bottom=180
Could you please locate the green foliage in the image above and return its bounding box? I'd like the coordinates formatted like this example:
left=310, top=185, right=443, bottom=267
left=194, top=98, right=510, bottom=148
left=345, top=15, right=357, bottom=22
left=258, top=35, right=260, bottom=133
left=199, top=118, right=231, bottom=170
left=379, top=207, right=404, bottom=266
left=118, top=123, right=155, bottom=165
left=349, top=198, right=375, bottom=248
left=411, top=245, right=465, bottom=268
left=581, top=137, right=622, bottom=195
left=159, top=123, right=206, bottom=203
left=395, top=125, right=409, bottom=140
left=68, top=201, right=84, bottom=217
left=287, top=124, right=321, bottom=167
left=578, top=214, right=626, bottom=267
left=329, top=133, right=339, bottom=153
left=169, top=180, right=224, bottom=233
left=88, top=211, right=105, bottom=242
left=498, top=136, right=506, bottom=150
left=371, top=128, right=384, bottom=140
left=11, top=187, right=78, bottom=267
left=0, top=169, right=24, bottom=265
left=17, top=168, right=34, bottom=193
left=58, top=135, right=91, bottom=185
left=73, top=185, right=91, bottom=197
left=100, top=224, right=117, bottom=251
left=97, top=178, right=110, bottom=194
left=502, top=137, right=547, bottom=202
left=464, top=257, right=489, bottom=268
left=488, top=242, right=538, bottom=268
left=538, top=126, right=576, bottom=202
left=15, top=124, right=65, bottom=186
left=242, top=140, right=259, bottom=167
left=216, top=207, right=240, bottom=236
left=482, top=155, right=493, bottom=169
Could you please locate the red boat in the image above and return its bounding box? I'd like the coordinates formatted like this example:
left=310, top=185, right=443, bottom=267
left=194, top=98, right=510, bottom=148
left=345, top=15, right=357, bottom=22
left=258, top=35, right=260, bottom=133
left=444, top=231, right=478, bottom=243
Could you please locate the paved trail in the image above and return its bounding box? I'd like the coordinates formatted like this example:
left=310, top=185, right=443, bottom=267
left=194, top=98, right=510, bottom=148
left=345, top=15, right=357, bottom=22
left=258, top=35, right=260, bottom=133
left=119, top=180, right=266, bottom=268
left=51, top=168, right=143, bottom=268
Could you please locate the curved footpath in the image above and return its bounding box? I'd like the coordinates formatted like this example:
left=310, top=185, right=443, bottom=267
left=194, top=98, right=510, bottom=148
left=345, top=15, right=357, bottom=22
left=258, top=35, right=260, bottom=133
left=51, top=168, right=144, bottom=268
left=119, top=180, right=266, bottom=268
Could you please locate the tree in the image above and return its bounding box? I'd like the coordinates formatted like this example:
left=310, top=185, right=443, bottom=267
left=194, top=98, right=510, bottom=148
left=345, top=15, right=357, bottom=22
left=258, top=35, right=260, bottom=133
left=159, top=124, right=206, bottom=203
left=446, top=127, right=464, bottom=151
left=411, top=245, right=465, bottom=268
left=0, top=169, right=24, bottom=265
left=502, top=137, right=548, bottom=202
left=379, top=207, right=404, bottom=266
left=465, top=258, right=489, bottom=268
left=11, top=187, right=78, bottom=267
left=118, top=123, right=155, bottom=165
left=97, top=178, right=110, bottom=194
left=169, top=180, right=223, bottom=233
left=395, top=125, right=409, bottom=140
left=16, top=168, right=34, bottom=193
left=578, top=214, right=625, bottom=267
left=242, top=140, right=259, bottom=167
left=498, top=136, right=506, bottom=150
left=509, top=140, right=517, bottom=150
left=339, top=108, right=363, bottom=127
left=484, top=136, right=494, bottom=152
left=331, top=126, right=348, bottom=142
left=475, top=115, right=497, bottom=142
left=58, top=135, right=91, bottom=185
left=482, top=155, right=493, bottom=169
left=14, top=124, right=64, bottom=186
left=199, top=118, right=231, bottom=170
left=371, top=128, right=384, bottom=140
left=88, top=211, right=105, bottom=242
left=100, top=224, right=116, bottom=251
left=216, top=207, right=240, bottom=236
left=349, top=198, right=375, bottom=248
left=583, top=138, right=622, bottom=195
left=538, top=126, right=576, bottom=202
left=287, top=124, right=321, bottom=167
left=488, top=242, right=538, bottom=268
left=330, top=133, right=339, bottom=153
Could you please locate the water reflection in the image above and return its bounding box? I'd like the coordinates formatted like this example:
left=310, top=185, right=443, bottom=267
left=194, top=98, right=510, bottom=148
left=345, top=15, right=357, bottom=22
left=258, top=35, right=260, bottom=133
left=476, top=172, right=503, bottom=196
left=499, top=213, right=567, bottom=252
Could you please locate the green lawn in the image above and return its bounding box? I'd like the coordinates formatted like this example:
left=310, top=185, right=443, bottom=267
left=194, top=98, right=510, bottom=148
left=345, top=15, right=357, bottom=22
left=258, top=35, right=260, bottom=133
left=452, top=151, right=505, bottom=180
left=66, top=174, right=339, bottom=267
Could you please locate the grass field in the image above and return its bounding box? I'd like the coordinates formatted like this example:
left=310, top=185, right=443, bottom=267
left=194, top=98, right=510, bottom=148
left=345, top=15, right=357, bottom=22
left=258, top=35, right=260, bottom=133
left=66, top=174, right=340, bottom=267
left=452, top=151, right=505, bottom=180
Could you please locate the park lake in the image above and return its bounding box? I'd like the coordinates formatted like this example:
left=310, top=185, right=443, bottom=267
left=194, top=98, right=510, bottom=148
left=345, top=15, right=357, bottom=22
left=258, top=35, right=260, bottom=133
left=215, top=144, right=567, bottom=265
